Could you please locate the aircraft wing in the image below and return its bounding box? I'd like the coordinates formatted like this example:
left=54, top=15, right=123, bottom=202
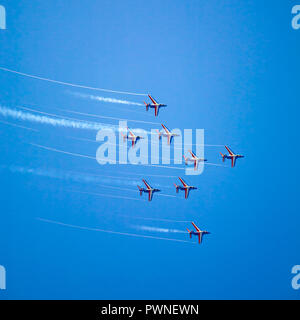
left=148, top=94, right=158, bottom=105
left=225, top=146, right=234, bottom=156
left=191, top=222, right=201, bottom=232
left=198, top=232, right=203, bottom=244
left=185, top=188, right=190, bottom=199
left=142, top=179, right=152, bottom=190
left=231, top=156, right=237, bottom=168
left=189, top=150, right=196, bottom=158
left=178, top=177, right=188, bottom=187
left=127, top=127, right=134, bottom=137
left=155, top=106, right=159, bottom=117
left=148, top=190, right=153, bottom=201
left=161, top=124, right=169, bottom=134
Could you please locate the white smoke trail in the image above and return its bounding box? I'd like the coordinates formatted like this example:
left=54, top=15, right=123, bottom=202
left=18, top=106, right=153, bottom=135
left=29, top=142, right=97, bottom=160
left=28, top=142, right=188, bottom=171
left=0, top=67, right=148, bottom=96
left=37, top=218, right=194, bottom=244
left=119, top=172, right=178, bottom=179
left=0, top=119, right=39, bottom=132
left=94, top=183, right=180, bottom=199
left=69, top=137, right=226, bottom=168
left=96, top=184, right=139, bottom=193
left=67, top=169, right=179, bottom=184
left=0, top=106, right=114, bottom=131
left=115, top=214, right=190, bottom=223
left=70, top=92, right=144, bottom=106
left=6, top=165, right=140, bottom=187
left=158, top=193, right=178, bottom=198
left=69, top=134, right=222, bottom=154
left=135, top=225, right=187, bottom=234
left=69, top=190, right=144, bottom=202
left=59, top=107, right=160, bottom=125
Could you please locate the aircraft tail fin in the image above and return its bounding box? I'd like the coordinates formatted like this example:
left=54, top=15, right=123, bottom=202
left=187, top=228, right=192, bottom=238
left=183, top=155, right=188, bottom=165
left=220, top=152, right=225, bottom=162
left=120, top=132, right=127, bottom=142
left=156, top=129, right=162, bottom=140
left=174, top=183, right=179, bottom=193
left=144, top=101, right=149, bottom=111
left=137, top=185, right=143, bottom=196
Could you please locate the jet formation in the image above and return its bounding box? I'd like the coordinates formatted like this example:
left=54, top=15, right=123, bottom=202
left=130, top=95, right=244, bottom=244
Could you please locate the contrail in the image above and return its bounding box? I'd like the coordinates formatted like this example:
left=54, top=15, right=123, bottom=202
left=69, top=137, right=226, bottom=168
left=136, top=225, right=187, bottom=234
left=69, top=134, right=223, bottom=153
left=158, top=193, right=178, bottom=199
left=29, top=142, right=97, bottom=160
left=69, top=168, right=179, bottom=181
left=0, top=106, right=115, bottom=131
left=95, top=184, right=179, bottom=199
left=95, top=184, right=139, bottom=194
left=0, top=66, right=148, bottom=96
left=118, top=172, right=179, bottom=179
left=191, top=144, right=223, bottom=147
left=28, top=142, right=189, bottom=171
left=29, top=142, right=226, bottom=170
left=0, top=119, right=39, bottom=132
left=71, top=171, right=140, bottom=184
left=200, top=162, right=226, bottom=168
left=18, top=106, right=153, bottom=134
left=69, top=136, right=160, bottom=149
left=37, top=218, right=194, bottom=244
left=70, top=92, right=144, bottom=106
left=114, top=214, right=190, bottom=223
left=69, top=190, right=144, bottom=202
left=58, top=107, right=160, bottom=125
left=5, top=165, right=140, bottom=187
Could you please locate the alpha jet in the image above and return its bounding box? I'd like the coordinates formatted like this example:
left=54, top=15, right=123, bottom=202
left=144, top=95, right=167, bottom=117
left=183, top=150, right=207, bottom=170
left=220, top=146, right=244, bottom=168
left=187, top=222, right=210, bottom=244
left=121, top=127, right=144, bottom=148
left=174, top=177, right=197, bottom=199
left=137, top=179, right=161, bottom=201
left=156, top=124, right=180, bottom=145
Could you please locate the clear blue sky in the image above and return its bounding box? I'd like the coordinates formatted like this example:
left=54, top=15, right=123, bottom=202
left=0, top=0, right=299, bottom=299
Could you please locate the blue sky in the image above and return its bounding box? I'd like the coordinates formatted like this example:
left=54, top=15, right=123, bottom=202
left=0, top=0, right=299, bottom=299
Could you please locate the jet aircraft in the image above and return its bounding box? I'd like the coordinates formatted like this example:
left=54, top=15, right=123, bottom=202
left=183, top=150, right=207, bottom=170
left=187, top=222, right=210, bottom=244
left=137, top=179, right=161, bottom=201
left=174, top=177, right=197, bottom=199
left=220, top=146, right=244, bottom=168
left=121, top=127, right=144, bottom=148
left=156, top=124, right=180, bottom=145
left=144, top=95, right=167, bottom=117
